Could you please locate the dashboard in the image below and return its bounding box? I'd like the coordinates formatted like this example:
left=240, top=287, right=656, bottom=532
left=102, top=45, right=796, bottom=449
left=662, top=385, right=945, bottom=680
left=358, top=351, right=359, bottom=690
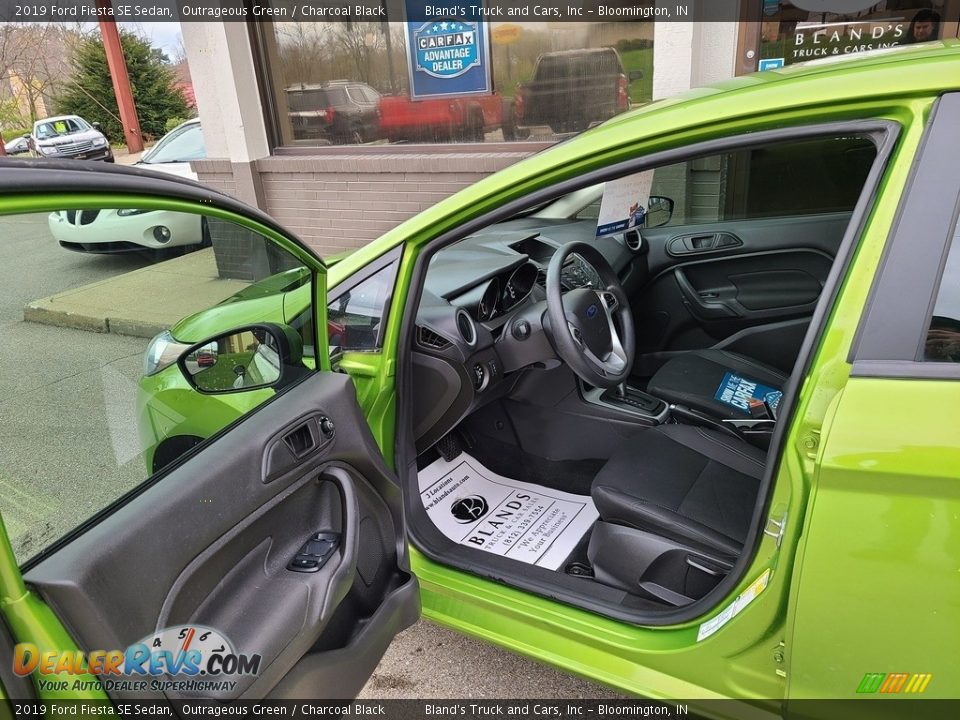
left=411, top=215, right=648, bottom=453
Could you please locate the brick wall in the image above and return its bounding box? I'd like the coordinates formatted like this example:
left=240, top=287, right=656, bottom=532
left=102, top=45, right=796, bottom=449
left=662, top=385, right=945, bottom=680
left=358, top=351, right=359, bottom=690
left=194, top=152, right=532, bottom=257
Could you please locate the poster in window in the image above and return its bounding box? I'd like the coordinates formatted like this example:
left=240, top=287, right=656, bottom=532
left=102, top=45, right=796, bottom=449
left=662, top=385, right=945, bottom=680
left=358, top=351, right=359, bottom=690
left=595, top=171, right=655, bottom=237
left=404, top=0, right=493, bottom=100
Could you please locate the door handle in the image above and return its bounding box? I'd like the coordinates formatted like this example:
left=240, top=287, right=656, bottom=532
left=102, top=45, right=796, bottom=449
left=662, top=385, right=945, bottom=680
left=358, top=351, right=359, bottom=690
left=674, top=269, right=738, bottom=319
left=668, top=232, right=742, bottom=256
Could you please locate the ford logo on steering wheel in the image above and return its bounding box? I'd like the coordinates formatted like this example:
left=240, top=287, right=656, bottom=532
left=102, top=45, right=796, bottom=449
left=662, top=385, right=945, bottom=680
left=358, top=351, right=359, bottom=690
left=586, top=304, right=599, bottom=319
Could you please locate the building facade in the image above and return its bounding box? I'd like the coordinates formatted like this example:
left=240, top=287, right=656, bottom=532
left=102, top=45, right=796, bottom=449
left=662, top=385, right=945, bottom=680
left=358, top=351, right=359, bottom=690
left=182, top=0, right=958, bottom=256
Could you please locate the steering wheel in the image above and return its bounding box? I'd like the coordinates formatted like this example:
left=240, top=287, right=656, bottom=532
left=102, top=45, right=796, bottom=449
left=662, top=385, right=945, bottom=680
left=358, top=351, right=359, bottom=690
left=546, top=241, right=636, bottom=388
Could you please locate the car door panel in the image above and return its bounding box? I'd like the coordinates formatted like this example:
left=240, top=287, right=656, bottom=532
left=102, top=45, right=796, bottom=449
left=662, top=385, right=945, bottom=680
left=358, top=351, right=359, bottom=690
left=630, top=212, right=849, bottom=373
left=23, top=371, right=418, bottom=701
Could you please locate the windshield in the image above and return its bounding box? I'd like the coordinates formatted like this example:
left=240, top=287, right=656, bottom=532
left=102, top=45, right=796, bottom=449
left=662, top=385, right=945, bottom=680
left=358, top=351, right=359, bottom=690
left=35, top=117, right=91, bottom=140
left=142, top=123, right=206, bottom=164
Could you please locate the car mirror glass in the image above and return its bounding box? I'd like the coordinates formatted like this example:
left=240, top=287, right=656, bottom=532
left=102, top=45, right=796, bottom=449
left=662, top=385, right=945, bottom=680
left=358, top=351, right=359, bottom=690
left=645, top=196, right=674, bottom=228
left=183, top=327, right=283, bottom=393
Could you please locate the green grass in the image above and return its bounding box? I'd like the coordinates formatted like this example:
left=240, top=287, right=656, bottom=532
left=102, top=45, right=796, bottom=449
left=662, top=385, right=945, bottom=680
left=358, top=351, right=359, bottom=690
left=620, top=48, right=654, bottom=105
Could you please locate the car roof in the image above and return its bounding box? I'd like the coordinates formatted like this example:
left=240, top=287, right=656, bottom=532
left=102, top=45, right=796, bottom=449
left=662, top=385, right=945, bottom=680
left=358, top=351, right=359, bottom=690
left=596, top=39, right=960, bottom=136
left=541, top=48, right=617, bottom=57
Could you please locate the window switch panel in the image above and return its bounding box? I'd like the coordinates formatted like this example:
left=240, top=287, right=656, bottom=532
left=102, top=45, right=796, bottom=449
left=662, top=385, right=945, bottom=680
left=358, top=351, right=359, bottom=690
left=287, top=532, right=340, bottom=573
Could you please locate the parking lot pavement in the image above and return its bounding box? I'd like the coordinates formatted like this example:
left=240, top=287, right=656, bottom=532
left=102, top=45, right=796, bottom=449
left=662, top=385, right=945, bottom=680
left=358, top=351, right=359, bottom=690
left=0, top=213, right=153, bottom=559
left=360, top=620, right=625, bottom=699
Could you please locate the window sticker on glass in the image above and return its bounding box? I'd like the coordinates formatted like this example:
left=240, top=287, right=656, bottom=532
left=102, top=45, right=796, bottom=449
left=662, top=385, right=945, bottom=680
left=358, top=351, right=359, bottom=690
left=596, top=171, right=654, bottom=236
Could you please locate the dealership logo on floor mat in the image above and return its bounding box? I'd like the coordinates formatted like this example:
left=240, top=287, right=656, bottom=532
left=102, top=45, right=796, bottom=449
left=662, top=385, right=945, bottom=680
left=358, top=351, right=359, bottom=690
left=451, top=495, right=489, bottom=523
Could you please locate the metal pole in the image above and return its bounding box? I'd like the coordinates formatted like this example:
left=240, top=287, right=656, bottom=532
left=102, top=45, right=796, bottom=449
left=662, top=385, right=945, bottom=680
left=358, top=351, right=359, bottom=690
left=96, top=0, right=143, bottom=153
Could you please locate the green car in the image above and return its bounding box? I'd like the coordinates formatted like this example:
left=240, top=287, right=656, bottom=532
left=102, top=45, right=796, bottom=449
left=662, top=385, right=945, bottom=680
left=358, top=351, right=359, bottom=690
left=3, top=42, right=960, bottom=710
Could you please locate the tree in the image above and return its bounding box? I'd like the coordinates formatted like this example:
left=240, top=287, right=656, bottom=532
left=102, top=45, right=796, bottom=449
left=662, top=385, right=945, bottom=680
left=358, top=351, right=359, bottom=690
left=0, top=25, right=78, bottom=127
left=52, top=30, right=188, bottom=143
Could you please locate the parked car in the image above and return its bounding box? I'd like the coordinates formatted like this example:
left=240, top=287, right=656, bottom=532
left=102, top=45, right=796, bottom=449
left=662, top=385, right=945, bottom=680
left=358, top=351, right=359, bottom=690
left=29, top=114, right=113, bottom=162
left=48, top=208, right=206, bottom=256
left=379, top=91, right=528, bottom=142
left=3, top=136, right=29, bottom=155
left=515, top=48, right=635, bottom=133
left=136, top=118, right=205, bottom=180
left=47, top=119, right=208, bottom=257
left=4, top=42, right=960, bottom=704
left=286, top=81, right=381, bottom=144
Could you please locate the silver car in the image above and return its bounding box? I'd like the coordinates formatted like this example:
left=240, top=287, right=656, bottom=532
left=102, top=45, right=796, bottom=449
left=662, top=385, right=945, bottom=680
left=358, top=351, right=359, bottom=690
left=30, top=115, right=113, bottom=162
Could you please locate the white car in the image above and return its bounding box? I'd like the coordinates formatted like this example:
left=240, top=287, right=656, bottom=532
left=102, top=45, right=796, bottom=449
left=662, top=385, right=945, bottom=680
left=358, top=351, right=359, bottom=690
left=4, top=136, right=29, bottom=155
left=30, top=115, right=113, bottom=161
left=48, top=119, right=209, bottom=256
left=135, top=118, right=205, bottom=180
left=48, top=208, right=206, bottom=256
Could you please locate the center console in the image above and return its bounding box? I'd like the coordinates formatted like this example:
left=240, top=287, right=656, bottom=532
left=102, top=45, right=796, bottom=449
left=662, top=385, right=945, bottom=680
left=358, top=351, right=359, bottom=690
left=581, top=381, right=669, bottom=425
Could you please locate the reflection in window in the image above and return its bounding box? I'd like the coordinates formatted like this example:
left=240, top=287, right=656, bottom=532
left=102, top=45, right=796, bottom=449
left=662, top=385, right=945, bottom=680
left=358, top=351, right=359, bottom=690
left=758, top=1, right=946, bottom=70
left=925, top=224, right=960, bottom=363
left=265, top=20, right=654, bottom=147
left=328, top=262, right=397, bottom=352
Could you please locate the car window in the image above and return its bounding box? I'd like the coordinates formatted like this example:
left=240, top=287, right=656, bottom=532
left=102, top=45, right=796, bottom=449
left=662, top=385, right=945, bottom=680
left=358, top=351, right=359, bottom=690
left=325, top=87, right=348, bottom=106
left=1, top=208, right=315, bottom=564
left=328, top=261, right=398, bottom=352
left=578, top=136, right=876, bottom=227
left=924, top=219, right=960, bottom=363
left=346, top=87, right=367, bottom=104
left=142, top=123, right=206, bottom=164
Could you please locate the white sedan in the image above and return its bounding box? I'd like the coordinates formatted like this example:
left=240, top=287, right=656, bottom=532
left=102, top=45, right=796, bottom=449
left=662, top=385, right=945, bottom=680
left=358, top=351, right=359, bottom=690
left=48, top=208, right=206, bottom=255
left=49, top=119, right=209, bottom=256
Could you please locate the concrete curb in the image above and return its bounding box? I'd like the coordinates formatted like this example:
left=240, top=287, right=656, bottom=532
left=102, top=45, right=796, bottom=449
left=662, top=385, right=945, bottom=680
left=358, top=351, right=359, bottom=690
left=22, top=248, right=247, bottom=340
left=23, top=301, right=167, bottom=338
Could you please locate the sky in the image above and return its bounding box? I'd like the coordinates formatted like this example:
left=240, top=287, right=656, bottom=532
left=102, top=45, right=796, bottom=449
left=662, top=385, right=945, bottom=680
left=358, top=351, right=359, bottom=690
left=120, top=21, right=182, bottom=59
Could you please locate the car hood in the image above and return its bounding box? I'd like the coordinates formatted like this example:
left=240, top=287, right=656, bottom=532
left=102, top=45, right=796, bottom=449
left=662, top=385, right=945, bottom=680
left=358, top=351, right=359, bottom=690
left=169, top=269, right=311, bottom=344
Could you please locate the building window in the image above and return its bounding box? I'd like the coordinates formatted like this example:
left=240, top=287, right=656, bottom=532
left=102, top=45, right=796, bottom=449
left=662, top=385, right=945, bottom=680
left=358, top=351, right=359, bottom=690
left=259, top=18, right=654, bottom=148
left=757, top=1, right=949, bottom=71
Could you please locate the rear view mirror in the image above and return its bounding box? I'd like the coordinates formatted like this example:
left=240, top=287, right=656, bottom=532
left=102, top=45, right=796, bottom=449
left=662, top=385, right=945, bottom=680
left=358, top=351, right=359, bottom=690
left=644, top=195, right=674, bottom=229
left=628, top=70, right=644, bottom=82
left=180, top=323, right=305, bottom=394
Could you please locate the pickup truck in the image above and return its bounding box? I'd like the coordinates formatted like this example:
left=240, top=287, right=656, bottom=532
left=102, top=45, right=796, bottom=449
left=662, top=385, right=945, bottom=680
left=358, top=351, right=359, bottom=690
left=514, top=48, right=636, bottom=133
left=378, top=92, right=527, bottom=143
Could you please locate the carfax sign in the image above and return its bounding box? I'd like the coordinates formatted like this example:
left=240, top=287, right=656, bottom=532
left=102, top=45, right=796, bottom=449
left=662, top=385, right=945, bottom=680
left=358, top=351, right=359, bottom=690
left=404, top=0, right=493, bottom=100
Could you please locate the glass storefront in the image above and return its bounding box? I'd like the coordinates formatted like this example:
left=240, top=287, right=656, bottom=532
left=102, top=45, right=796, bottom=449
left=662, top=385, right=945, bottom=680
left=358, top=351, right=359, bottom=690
left=758, top=0, right=952, bottom=70
left=260, top=18, right=654, bottom=147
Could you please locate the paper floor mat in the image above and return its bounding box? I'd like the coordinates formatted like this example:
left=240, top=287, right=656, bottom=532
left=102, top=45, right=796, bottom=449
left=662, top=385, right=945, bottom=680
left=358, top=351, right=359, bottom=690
left=418, top=452, right=598, bottom=571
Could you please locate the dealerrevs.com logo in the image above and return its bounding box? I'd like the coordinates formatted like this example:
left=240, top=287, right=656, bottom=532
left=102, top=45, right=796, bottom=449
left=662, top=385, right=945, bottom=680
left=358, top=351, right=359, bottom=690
left=13, top=625, right=261, bottom=694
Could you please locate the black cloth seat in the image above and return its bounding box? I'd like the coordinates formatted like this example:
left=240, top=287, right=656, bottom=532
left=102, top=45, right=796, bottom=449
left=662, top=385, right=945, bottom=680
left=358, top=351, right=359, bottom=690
left=591, top=424, right=765, bottom=556
left=646, top=349, right=788, bottom=420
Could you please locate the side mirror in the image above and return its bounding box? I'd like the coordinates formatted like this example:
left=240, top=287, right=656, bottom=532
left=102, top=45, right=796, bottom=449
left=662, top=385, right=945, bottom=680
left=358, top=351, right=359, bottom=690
left=628, top=70, right=644, bottom=82
left=179, top=323, right=305, bottom=394
left=92, top=122, right=102, bottom=131
left=644, top=195, right=674, bottom=229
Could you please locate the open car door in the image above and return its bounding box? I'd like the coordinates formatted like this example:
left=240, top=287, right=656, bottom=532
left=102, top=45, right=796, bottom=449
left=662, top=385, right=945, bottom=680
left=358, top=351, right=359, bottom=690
left=0, top=162, right=418, bottom=701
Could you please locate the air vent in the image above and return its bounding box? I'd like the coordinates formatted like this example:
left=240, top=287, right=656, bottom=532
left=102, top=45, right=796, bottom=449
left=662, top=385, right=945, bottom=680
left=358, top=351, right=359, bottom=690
left=416, top=326, right=451, bottom=350
left=455, top=309, right=477, bottom=346
left=624, top=229, right=644, bottom=252
left=535, top=268, right=548, bottom=288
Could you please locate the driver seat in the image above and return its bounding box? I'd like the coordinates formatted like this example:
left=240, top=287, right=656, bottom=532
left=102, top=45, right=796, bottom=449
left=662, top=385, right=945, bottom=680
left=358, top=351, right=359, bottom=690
left=591, top=424, right=764, bottom=557
left=646, top=349, right=789, bottom=420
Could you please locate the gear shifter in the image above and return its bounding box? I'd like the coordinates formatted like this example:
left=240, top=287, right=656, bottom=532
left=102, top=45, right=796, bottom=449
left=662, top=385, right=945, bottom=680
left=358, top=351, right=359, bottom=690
left=601, top=382, right=665, bottom=417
